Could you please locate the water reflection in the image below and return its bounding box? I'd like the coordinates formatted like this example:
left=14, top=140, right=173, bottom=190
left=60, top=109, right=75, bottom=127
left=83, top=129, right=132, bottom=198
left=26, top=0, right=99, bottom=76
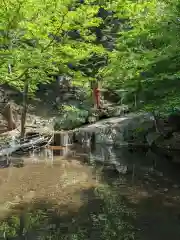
left=72, top=142, right=154, bottom=173
left=1, top=139, right=180, bottom=239
left=8, top=138, right=180, bottom=180
left=69, top=141, right=180, bottom=186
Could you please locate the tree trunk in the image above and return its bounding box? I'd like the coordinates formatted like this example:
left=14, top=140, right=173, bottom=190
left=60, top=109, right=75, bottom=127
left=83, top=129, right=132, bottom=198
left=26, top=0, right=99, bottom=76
left=20, top=76, right=29, bottom=139
left=152, top=111, right=163, bottom=134
left=2, top=103, right=16, bottom=131
left=134, top=93, right=137, bottom=108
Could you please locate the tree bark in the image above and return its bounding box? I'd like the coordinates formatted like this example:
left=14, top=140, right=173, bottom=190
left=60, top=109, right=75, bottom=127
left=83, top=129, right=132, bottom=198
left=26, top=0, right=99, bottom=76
left=20, top=76, right=29, bottom=139
left=2, top=103, right=16, bottom=131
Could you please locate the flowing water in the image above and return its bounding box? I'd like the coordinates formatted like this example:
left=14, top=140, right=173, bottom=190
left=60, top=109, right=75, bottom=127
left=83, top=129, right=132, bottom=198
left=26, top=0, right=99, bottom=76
left=1, top=137, right=180, bottom=240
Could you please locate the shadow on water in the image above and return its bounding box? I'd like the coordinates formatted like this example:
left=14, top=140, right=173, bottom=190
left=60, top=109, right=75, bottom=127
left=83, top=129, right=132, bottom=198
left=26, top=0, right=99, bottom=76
left=0, top=188, right=136, bottom=240
left=69, top=143, right=180, bottom=240
left=1, top=141, right=180, bottom=239
left=70, top=141, right=180, bottom=184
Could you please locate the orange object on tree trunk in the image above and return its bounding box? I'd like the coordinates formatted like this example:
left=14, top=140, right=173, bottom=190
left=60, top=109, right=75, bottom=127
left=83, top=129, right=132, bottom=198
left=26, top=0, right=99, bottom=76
left=93, top=87, right=100, bottom=108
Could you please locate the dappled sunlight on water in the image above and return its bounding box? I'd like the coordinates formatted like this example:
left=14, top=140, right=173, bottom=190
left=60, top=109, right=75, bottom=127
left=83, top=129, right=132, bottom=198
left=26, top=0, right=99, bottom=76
left=1, top=145, right=180, bottom=239
left=0, top=156, right=99, bottom=206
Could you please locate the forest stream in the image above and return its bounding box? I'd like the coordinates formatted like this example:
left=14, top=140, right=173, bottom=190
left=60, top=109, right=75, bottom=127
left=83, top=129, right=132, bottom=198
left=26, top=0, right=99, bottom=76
left=2, top=0, right=180, bottom=238
left=1, top=141, right=180, bottom=240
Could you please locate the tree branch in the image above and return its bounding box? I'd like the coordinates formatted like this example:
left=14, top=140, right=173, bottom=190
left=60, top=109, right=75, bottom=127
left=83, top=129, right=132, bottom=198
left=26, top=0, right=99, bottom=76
left=43, top=11, right=68, bottom=52
left=11, top=11, right=69, bottom=82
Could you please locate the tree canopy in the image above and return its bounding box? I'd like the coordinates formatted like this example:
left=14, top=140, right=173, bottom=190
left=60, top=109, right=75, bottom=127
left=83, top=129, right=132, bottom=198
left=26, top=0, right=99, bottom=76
left=1, top=0, right=180, bottom=113
left=0, top=0, right=106, bottom=92
left=102, top=0, right=180, bottom=112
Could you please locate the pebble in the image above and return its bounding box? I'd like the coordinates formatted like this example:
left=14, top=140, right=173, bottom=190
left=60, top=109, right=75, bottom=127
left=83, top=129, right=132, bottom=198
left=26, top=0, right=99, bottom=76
left=163, top=188, right=168, bottom=193
left=157, top=172, right=163, bottom=177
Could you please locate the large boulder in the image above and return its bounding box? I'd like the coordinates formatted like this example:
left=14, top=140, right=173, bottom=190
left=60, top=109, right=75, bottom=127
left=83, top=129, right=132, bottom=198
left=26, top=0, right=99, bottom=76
left=74, top=112, right=155, bottom=146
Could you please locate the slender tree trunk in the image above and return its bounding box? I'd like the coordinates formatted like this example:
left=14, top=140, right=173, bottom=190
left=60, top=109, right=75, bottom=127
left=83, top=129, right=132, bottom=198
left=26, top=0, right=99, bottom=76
left=152, top=111, right=161, bottom=133
left=6, top=103, right=16, bottom=130
left=134, top=93, right=137, bottom=108
left=3, top=39, right=16, bottom=131
left=20, top=75, right=29, bottom=139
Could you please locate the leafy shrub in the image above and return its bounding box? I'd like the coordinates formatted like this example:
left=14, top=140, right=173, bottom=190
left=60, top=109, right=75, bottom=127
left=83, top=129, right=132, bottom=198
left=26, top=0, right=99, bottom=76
left=53, top=105, right=89, bottom=130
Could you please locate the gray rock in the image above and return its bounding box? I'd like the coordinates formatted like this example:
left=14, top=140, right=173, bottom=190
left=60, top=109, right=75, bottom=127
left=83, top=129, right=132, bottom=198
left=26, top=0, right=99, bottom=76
left=146, top=132, right=161, bottom=146
left=76, top=112, right=155, bottom=146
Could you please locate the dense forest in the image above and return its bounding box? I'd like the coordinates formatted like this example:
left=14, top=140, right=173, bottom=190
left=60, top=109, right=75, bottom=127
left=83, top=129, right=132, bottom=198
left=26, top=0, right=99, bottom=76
left=2, top=1, right=180, bottom=239
left=1, top=0, right=180, bottom=118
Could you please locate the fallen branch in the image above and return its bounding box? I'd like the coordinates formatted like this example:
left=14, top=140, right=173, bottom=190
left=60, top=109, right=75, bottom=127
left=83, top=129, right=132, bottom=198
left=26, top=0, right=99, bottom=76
left=0, top=134, right=52, bottom=160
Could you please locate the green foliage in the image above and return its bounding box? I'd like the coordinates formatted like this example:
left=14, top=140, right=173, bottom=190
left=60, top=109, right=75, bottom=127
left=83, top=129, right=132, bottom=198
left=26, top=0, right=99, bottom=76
left=0, top=0, right=106, bottom=93
left=54, top=104, right=89, bottom=130
left=101, top=0, right=180, bottom=112
left=1, top=0, right=180, bottom=114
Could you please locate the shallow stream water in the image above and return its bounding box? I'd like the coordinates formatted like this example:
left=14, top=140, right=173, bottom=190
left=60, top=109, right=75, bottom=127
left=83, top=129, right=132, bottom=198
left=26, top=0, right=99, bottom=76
left=1, top=142, right=180, bottom=240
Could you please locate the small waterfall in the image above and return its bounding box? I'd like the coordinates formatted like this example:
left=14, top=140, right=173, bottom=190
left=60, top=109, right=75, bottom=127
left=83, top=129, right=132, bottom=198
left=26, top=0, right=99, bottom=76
left=4, top=136, right=20, bottom=165
left=61, top=132, right=68, bottom=155
left=52, top=131, right=73, bottom=157
left=9, top=136, right=16, bottom=149
left=60, top=131, right=72, bottom=156
left=9, top=135, right=19, bottom=153
left=30, top=146, right=40, bottom=163
left=82, top=132, right=91, bottom=147
left=9, top=136, right=20, bottom=151
left=45, top=148, right=54, bottom=165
